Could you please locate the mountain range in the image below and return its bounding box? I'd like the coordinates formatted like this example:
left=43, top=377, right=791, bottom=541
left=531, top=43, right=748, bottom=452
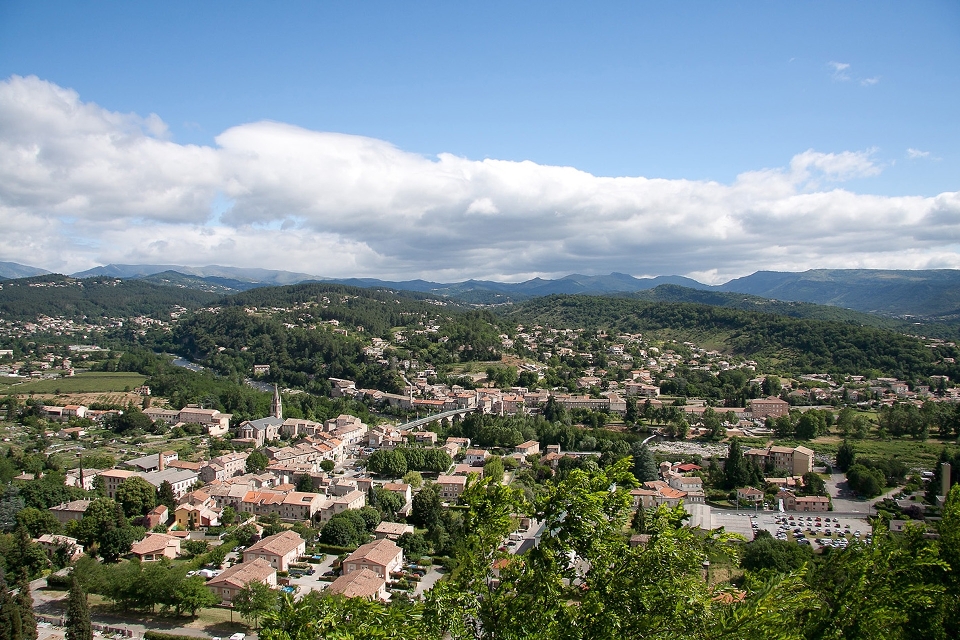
left=2, top=261, right=959, bottom=321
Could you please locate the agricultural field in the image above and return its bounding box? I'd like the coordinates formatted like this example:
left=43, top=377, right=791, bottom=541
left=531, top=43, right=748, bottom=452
left=0, top=371, right=147, bottom=395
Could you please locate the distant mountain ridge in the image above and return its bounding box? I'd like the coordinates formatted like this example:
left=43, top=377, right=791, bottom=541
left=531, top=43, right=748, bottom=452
left=71, top=263, right=319, bottom=285
left=719, top=269, right=960, bottom=319
left=3, top=260, right=959, bottom=319
left=0, top=261, right=51, bottom=280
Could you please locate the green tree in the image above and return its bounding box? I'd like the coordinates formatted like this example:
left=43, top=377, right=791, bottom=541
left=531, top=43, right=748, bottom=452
left=370, top=488, right=404, bottom=518
left=403, top=471, right=424, bottom=490
left=799, top=472, right=827, bottom=497
left=483, top=457, right=505, bottom=484
left=702, top=407, right=724, bottom=440
left=846, top=463, right=885, bottom=498
left=423, top=449, right=452, bottom=474
left=65, top=580, right=92, bottom=640
left=233, top=580, right=278, bottom=630
left=367, top=449, right=407, bottom=477
left=0, top=584, right=24, bottom=640
left=319, top=460, right=335, bottom=473
left=295, top=474, right=313, bottom=492
left=319, top=517, right=362, bottom=548
left=762, top=375, right=782, bottom=396
left=723, top=438, right=750, bottom=490
left=246, top=450, right=269, bottom=473
left=624, top=397, right=638, bottom=425
left=173, top=575, right=218, bottom=616
left=630, top=443, right=658, bottom=483
left=939, top=484, right=960, bottom=635
left=115, top=476, right=157, bottom=518
left=15, top=575, right=37, bottom=640
left=741, top=530, right=812, bottom=574
left=156, top=480, right=176, bottom=514
left=410, top=483, right=443, bottom=529
left=15, top=507, right=60, bottom=538
left=397, top=532, right=431, bottom=558
left=836, top=440, right=856, bottom=472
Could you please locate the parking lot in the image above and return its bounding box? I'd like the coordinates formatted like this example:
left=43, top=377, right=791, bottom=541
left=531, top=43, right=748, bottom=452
left=738, top=511, right=873, bottom=550
left=282, top=554, right=445, bottom=599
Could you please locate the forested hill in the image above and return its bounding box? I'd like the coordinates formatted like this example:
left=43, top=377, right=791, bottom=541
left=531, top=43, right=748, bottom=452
left=505, top=295, right=959, bottom=379
left=162, top=284, right=508, bottom=390
left=0, top=275, right=219, bottom=321
left=213, top=282, right=473, bottom=338
left=624, top=284, right=959, bottom=339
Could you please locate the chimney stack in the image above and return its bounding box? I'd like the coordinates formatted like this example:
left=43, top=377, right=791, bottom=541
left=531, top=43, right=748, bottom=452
left=158, top=451, right=165, bottom=472
left=942, top=462, right=952, bottom=497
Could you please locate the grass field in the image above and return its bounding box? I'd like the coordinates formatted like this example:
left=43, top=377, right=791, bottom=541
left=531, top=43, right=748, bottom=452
left=792, top=434, right=960, bottom=471
left=38, top=592, right=251, bottom=634
left=0, top=371, right=147, bottom=394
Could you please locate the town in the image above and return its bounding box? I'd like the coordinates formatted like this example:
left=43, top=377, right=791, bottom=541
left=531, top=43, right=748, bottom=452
left=1, top=283, right=959, bottom=640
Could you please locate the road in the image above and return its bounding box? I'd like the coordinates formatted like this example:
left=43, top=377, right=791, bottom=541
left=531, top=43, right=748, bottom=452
left=824, top=472, right=901, bottom=515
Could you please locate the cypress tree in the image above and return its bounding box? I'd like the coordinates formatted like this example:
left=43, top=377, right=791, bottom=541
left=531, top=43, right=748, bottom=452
left=65, top=580, right=91, bottom=640
left=0, top=580, right=23, bottom=640
left=14, top=575, right=36, bottom=640
left=724, top=438, right=748, bottom=490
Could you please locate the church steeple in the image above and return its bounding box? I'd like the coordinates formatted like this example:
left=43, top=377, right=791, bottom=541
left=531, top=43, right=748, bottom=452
left=272, top=384, right=282, bottom=420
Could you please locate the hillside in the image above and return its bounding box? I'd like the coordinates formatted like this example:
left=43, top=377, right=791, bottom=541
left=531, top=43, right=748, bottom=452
left=160, top=283, right=506, bottom=390
left=140, top=270, right=265, bottom=294
left=624, top=284, right=960, bottom=339
left=504, top=295, right=957, bottom=379
left=21, top=262, right=958, bottom=321
left=0, top=275, right=219, bottom=321
left=0, top=261, right=50, bottom=280
left=720, top=269, right=960, bottom=319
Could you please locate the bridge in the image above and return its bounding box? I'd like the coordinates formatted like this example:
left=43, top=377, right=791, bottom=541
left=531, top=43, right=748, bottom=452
left=397, top=407, right=475, bottom=431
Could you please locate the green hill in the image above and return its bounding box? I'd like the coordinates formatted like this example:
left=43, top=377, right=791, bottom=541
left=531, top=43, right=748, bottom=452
left=0, top=274, right=219, bottom=321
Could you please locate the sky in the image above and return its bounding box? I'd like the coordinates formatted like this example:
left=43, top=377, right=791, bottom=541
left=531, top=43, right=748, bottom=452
left=0, top=1, right=958, bottom=284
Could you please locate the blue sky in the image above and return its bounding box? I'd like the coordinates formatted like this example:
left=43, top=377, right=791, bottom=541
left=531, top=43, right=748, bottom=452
left=0, top=1, right=958, bottom=281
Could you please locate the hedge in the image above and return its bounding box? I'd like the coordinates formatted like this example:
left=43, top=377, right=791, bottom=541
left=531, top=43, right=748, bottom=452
left=314, top=543, right=356, bottom=555
left=145, top=632, right=204, bottom=640
left=45, top=574, right=72, bottom=589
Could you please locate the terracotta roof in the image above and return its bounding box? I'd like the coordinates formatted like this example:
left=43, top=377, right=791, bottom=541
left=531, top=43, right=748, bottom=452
left=658, top=487, right=686, bottom=499
left=345, top=539, right=402, bottom=568
left=326, top=568, right=385, bottom=599
left=375, top=521, right=412, bottom=535
left=130, top=533, right=179, bottom=556
left=100, top=469, right=136, bottom=479
left=245, top=531, right=304, bottom=557
left=208, top=558, right=275, bottom=589
left=437, top=475, right=467, bottom=486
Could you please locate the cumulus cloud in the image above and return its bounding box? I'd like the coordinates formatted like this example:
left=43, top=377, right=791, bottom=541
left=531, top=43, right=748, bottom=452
left=907, top=148, right=930, bottom=159
left=1, top=74, right=959, bottom=283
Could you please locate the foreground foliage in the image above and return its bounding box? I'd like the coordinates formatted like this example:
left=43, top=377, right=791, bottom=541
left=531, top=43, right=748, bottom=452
left=256, top=467, right=960, bottom=640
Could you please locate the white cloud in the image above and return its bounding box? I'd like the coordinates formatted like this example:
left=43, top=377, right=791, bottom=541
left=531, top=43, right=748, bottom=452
left=907, top=148, right=930, bottom=159
left=828, top=61, right=851, bottom=81
left=827, top=62, right=879, bottom=87
left=1, top=75, right=959, bottom=283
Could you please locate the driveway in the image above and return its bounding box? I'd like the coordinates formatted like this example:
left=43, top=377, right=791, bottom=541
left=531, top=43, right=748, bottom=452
left=825, top=472, right=901, bottom=515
